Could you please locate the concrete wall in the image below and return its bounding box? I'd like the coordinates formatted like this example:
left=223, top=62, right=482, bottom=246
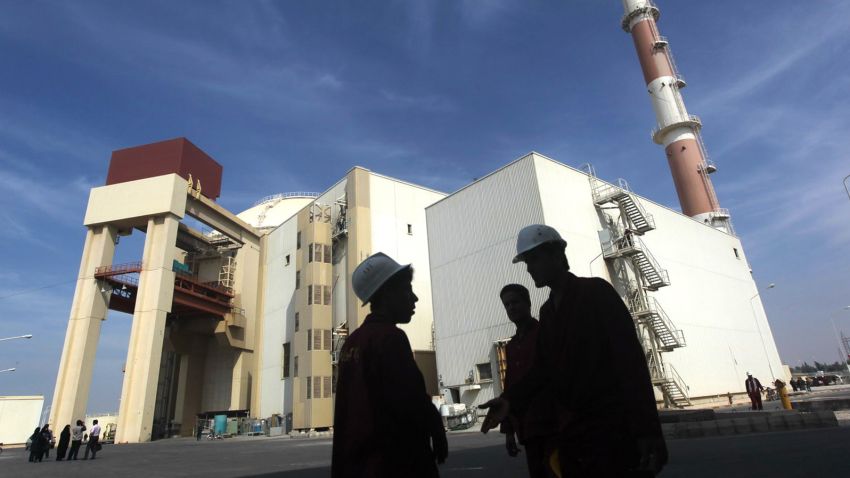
left=369, top=173, right=445, bottom=352
left=256, top=218, right=298, bottom=418
left=426, top=155, right=549, bottom=406
left=427, top=153, right=785, bottom=407
left=0, top=396, right=44, bottom=445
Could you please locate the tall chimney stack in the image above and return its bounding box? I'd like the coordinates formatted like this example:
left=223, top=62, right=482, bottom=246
left=621, top=0, right=732, bottom=233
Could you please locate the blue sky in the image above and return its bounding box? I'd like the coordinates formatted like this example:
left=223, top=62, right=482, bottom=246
left=1, top=0, right=848, bottom=414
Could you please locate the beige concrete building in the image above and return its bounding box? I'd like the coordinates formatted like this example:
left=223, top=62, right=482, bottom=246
left=50, top=139, right=444, bottom=442
left=250, top=167, right=444, bottom=430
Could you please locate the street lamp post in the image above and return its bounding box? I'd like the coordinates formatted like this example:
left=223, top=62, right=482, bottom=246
left=829, top=306, right=850, bottom=374
left=0, top=334, right=33, bottom=342
left=750, top=283, right=776, bottom=380
left=0, top=368, right=15, bottom=373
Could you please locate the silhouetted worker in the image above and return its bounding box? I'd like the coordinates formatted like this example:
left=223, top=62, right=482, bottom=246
left=498, top=283, right=553, bottom=478
left=745, top=373, right=764, bottom=410
left=481, top=224, right=667, bottom=477
left=332, top=253, right=448, bottom=477
left=67, top=420, right=85, bottom=460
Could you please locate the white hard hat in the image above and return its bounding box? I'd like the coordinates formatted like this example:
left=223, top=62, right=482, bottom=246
left=352, top=252, right=411, bottom=305
left=512, top=224, right=567, bottom=263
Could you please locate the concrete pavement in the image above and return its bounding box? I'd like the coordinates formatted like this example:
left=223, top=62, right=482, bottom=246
left=2, top=426, right=850, bottom=477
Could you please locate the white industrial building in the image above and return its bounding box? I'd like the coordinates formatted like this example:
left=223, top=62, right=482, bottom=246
left=426, top=153, right=784, bottom=408
left=250, top=167, right=445, bottom=428
left=0, top=396, right=44, bottom=445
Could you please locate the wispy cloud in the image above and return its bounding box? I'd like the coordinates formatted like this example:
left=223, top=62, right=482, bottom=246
left=380, top=90, right=455, bottom=112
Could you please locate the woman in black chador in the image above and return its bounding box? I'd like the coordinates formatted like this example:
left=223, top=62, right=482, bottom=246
left=56, top=425, right=71, bottom=460
left=27, top=427, right=45, bottom=463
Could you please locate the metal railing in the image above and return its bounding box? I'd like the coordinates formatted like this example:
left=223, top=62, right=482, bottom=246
left=651, top=114, right=701, bottom=142
left=630, top=296, right=685, bottom=349
left=604, top=235, right=669, bottom=283
left=659, top=364, right=690, bottom=403
left=621, top=0, right=659, bottom=32
left=253, top=192, right=319, bottom=207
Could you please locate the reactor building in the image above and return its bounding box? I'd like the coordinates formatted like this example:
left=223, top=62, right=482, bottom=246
left=49, top=0, right=785, bottom=442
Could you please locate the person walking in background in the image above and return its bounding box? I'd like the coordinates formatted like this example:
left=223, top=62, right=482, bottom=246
left=67, top=420, right=85, bottom=460
left=745, top=373, right=764, bottom=410
left=331, top=253, right=448, bottom=478
left=27, top=427, right=45, bottom=463
left=40, top=424, right=53, bottom=460
left=83, top=419, right=101, bottom=460
left=498, top=283, right=553, bottom=478
left=481, top=225, right=667, bottom=476
left=56, top=424, right=71, bottom=460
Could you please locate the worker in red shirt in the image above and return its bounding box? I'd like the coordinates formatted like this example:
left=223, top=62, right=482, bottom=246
left=498, top=283, right=555, bottom=478
left=481, top=225, right=667, bottom=477
left=332, top=253, right=448, bottom=478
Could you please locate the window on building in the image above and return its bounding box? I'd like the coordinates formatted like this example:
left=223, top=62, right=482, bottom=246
left=314, top=243, right=323, bottom=263
left=314, top=285, right=322, bottom=305
left=323, top=376, right=332, bottom=398
left=306, top=376, right=312, bottom=399
left=307, top=329, right=313, bottom=351
left=313, top=329, right=322, bottom=351
left=324, top=329, right=332, bottom=351
left=313, top=376, right=322, bottom=399
left=294, top=355, right=299, bottom=377
left=323, top=285, right=331, bottom=305
left=296, top=270, right=301, bottom=290
left=476, top=362, right=493, bottom=382
left=407, top=224, right=413, bottom=235
left=733, top=248, right=740, bottom=259
left=285, top=254, right=291, bottom=266
left=323, top=244, right=331, bottom=264
left=282, top=343, right=291, bottom=379
left=308, top=243, right=314, bottom=263
left=307, top=285, right=312, bottom=305
left=297, top=231, right=302, bottom=249
left=294, top=312, right=299, bottom=332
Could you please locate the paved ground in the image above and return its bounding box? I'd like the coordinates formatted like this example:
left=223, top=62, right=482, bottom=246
left=3, top=426, right=850, bottom=477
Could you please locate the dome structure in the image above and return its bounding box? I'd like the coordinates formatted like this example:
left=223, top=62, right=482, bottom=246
left=237, top=192, right=318, bottom=230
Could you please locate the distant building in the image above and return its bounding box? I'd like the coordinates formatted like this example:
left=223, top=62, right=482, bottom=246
left=49, top=139, right=783, bottom=444
left=0, top=396, right=44, bottom=446
left=49, top=138, right=442, bottom=442
left=426, top=153, right=784, bottom=409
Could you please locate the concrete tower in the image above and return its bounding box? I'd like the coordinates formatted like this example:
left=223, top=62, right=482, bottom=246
left=621, top=0, right=733, bottom=233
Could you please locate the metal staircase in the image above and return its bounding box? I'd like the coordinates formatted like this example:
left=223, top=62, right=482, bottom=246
left=653, top=363, right=690, bottom=406
left=629, top=294, right=685, bottom=352
left=592, top=178, right=655, bottom=234
left=603, top=233, right=670, bottom=290
left=585, top=165, right=690, bottom=408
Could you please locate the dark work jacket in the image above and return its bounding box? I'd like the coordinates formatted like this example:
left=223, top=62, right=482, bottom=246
left=500, top=319, right=557, bottom=443
left=745, top=377, right=763, bottom=394
left=331, top=313, right=441, bottom=478
left=503, top=272, right=666, bottom=464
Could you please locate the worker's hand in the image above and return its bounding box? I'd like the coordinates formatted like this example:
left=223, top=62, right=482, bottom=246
left=479, top=397, right=510, bottom=434
left=636, top=435, right=667, bottom=475
left=431, top=427, right=448, bottom=464
left=505, top=433, right=520, bottom=457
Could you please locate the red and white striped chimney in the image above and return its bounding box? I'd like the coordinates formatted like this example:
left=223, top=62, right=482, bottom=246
left=621, top=0, right=732, bottom=233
